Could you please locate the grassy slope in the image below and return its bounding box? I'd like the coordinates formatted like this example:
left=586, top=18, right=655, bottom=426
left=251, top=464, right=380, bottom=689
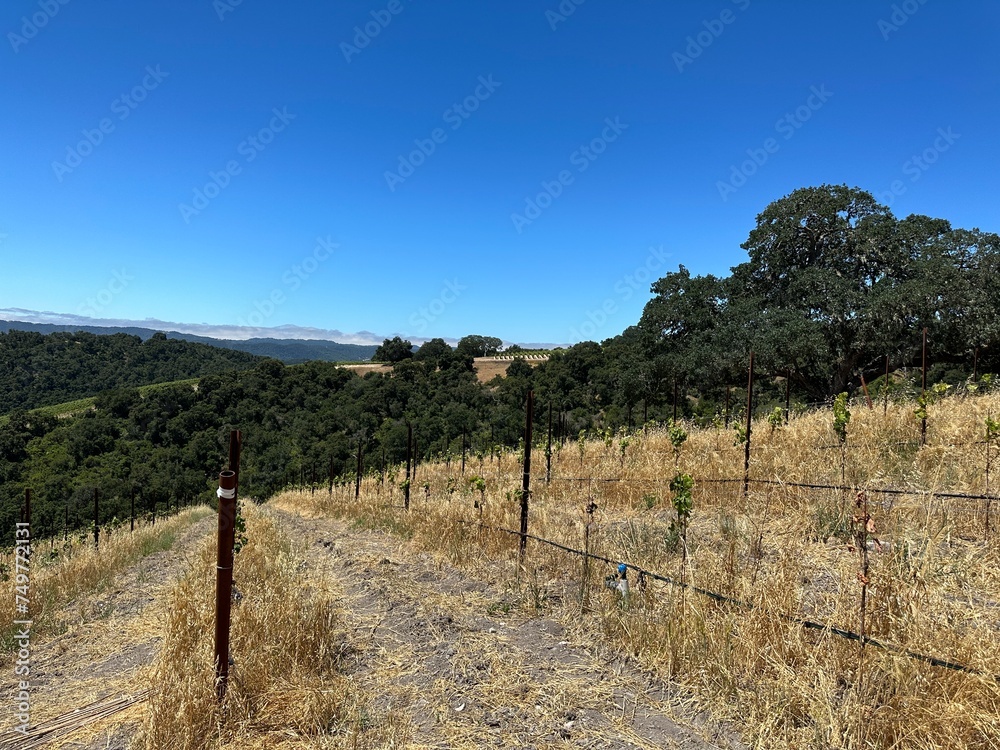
left=279, top=390, right=1000, bottom=750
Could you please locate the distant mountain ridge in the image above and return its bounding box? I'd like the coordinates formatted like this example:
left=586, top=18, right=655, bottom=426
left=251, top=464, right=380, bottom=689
left=0, top=320, right=376, bottom=363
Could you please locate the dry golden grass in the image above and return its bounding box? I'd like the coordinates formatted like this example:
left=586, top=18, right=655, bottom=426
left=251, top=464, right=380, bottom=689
left=283, top=391, right=1000, bottom=749
left=0, top=507, right=210, bottom=647
left=136, top=502, right=375, bottom=750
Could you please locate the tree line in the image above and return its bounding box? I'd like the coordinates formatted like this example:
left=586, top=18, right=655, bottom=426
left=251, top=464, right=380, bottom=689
left=0, top=329, right=262, bottom=413
left=2, top=184, right=997, bottom=543
left=631, top=185, right=999, bottom=400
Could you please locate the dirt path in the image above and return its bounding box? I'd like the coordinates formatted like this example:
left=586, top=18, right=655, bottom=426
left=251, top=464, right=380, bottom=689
left=0, top=511, right=217, bottom=750
left=271, top=505, right=745, bottom=749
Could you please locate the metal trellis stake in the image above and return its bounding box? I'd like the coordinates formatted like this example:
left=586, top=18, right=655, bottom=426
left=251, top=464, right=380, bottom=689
left=214, top=468, right=237, bottom=701
left=520, top=389, right=534, bottom=559
left=405, top=422, right=412, bottom=511
left=355, top=437, right=363, bottom=500
left=921, top=327, right=928, bottom=445
left=742, top=352, right=754, bottom=504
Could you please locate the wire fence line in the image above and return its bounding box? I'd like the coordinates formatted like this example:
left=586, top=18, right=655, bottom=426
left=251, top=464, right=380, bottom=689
left=462, top=519, right=1000, bottom=683
left=545, top=475, right=999, bottom=503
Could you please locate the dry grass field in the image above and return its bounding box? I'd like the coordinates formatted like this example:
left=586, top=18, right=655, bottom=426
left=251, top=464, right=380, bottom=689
left=280, top=390, right=1000, bottom=749
left=337, top=357, right=545, bottom=384
left=7, top=390, right=1000, bottom=749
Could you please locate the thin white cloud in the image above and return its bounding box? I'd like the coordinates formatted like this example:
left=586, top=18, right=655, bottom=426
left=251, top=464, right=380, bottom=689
left=0, top=308, right=566, bottom=349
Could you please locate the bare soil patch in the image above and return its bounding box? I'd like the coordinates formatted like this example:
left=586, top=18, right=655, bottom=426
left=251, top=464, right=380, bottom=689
left=271, top=503, right=744, bottom=749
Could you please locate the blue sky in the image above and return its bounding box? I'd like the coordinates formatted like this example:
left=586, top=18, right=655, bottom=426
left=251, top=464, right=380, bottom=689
left=2, top=0, right=998, bottom=346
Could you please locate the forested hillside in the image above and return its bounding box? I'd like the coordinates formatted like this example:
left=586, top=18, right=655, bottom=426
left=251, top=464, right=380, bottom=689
left=0, top=320, right=377, bottom=365
left=4, top=185, right=999, bottom=544
left=0, top=330, right=262, bottom=412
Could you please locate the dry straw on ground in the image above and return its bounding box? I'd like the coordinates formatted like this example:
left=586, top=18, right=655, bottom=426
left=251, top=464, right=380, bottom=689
left=136, top=503, right=373, bottom=750
left=284, top=391, right=1000, bottom=750
left=0, top=507, right=210, bottom=645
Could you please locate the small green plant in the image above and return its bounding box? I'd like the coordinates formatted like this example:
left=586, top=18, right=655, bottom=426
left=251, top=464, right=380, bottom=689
left=618, top=434, right=631, bottom=466
left=767, top=406, right=784, bottom=431
left=668, top=420, right=688, bottom=451
left=642, top=493, right=657, bottom=510
left=669, top=473, right=694, bottom=564
left=733, top=423, right=747, bottom=446
left=833, top=392, right=851, bottom=444
left=467, top=475, right=486, bottom=508
left=987, top=416, right=1000, bottom=442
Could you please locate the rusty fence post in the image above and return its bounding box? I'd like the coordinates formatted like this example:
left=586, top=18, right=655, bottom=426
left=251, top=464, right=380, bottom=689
left=860, top=373, right=873, bottom=409
left=921, top=327, right=928, bottom=445
left=884, top=355, right=890, bottom=415
left=461, top=428, right=467, bottom=475
left=784, top=372, right=791, bottom=424
left=520, top=389, right=534, bottom=559
left=355, top=437, right=363, bottom=500
left=405, top=422, right=412, bottom=511
left=214, top=469, right=237, bottom=701
left=130, top=487, right=135, bottom=532
left=742, top=352, right=755, bottom=505
left=546, top=400, right=553, bottom=484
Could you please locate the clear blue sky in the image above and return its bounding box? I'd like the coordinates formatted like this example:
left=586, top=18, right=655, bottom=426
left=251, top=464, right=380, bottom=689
left=2, top=0, right=998, bottom=345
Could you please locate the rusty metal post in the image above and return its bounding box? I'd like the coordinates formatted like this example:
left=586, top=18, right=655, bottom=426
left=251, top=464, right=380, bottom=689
left=64, top=495, right=69, bottom=541
left=742, top=353, right=754, bottom=504
left=412, top=435, right=418, bottom=484
left=404, top=422, right=412, bottom=510
left=784, top=372, right=791, bottom=424
left=520, top=389, right=534, bottom=559
left=328, top=454, right=334, bottom=495
left=724, top=386, right=731, bottom=428
left=380, top=446, right=385, bottom=486
left=229, top=429, right=242, bottom=481
left=986, top=413, right=992, bottom=536
left=355, top=438, right=363, bottom=500
left=860, top=373, right=873, bottom=409
left=546, top=400, right=553, bottom=484
left=93, top=488, right=100, bottom=549
left=973, top=346, right=979, bottom=383
left=461, top=428, right=467, bottom=475
left=130, top=487, right=135, bottom=532
left=214, top=469, right=237, bottom=701
left=21, top=488, right=31, bottom=526
left=884, top=355, right=890, bottom=416
left=921, top=327, right=928, bottom=445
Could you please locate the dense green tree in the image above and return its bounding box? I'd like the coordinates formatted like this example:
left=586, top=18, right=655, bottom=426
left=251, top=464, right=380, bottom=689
left=372, top=336, right=414, bottom=362
left=413, top=338, right=453, bottom=369
left=456, top=335, right=502, bottom=358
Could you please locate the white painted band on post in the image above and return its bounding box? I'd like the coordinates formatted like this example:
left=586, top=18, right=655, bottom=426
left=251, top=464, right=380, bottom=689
left=217, top=486, right=236, bottom=499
